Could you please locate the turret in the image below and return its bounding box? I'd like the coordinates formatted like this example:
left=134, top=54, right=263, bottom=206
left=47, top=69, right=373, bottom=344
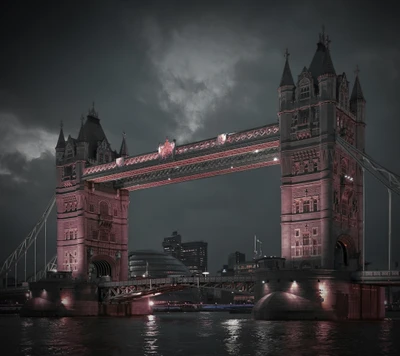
left=278, top=48, right=295, bottom=111
left=350, top=67, right=366, bottom=122
left=308, top=30, right=336, bottom=101
left=278, top=49, right=295, bottom=142
left=119, top=132, right=129, bottom=157
left=55, top=121, right=65, bottom=163
left=350, top=67, right=366, bottom=150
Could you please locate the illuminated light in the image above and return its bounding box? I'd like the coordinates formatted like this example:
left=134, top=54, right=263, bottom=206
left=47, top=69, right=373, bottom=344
left=142, top=274, right=146, bottom=278
left=273, top=157, right=278, bottom=161
left=168, top=178, right=171, bottom=181
left=262, top=280, right=265, bottom=284
left=230, top=166, right=233, bottom=169
left=149, top=300, right=154, bottom=306
left=254, top=149, right=259, bottom=153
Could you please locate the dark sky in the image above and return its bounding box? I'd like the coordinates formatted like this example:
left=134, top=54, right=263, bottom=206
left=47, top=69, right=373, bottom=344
left=0, top=0, right=399, bottom=275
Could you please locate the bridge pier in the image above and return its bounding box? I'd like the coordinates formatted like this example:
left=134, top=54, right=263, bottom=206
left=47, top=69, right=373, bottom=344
left=253, top=269, right=385, bottom=320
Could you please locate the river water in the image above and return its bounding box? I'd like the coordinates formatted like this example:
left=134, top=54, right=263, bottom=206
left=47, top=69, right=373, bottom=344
left=1, top=313, right=399, bottom=356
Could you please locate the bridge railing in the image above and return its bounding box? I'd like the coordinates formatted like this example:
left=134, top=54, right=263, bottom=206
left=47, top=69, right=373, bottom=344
left=353, top=271, right=400, bottom=278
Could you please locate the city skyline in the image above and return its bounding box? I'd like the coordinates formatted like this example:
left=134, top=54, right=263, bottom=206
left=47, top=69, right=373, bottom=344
left=0, top=0, right=399, bottom=275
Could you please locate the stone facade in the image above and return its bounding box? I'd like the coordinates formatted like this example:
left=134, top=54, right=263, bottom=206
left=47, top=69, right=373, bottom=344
left=55, top=107, right=129, bottom=282
left=253, top=269, right=385, bottom=320
left=278, top=32, right=366, bottom=271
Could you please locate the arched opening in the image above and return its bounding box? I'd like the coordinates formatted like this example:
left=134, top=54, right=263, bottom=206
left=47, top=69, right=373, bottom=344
left=334, top=241, right=348, bottom=270
left=88, top=257, right=114, bottom=281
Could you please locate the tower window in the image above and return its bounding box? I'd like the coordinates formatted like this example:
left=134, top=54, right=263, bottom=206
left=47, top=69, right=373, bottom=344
left=89, top=204, right=94, bottom=213
left=313, top=161, right=318, bottom=172
left=313, top=199, right=318, bottom=212
left=295, top=201, right=300, bottom=214
left=303, top=200, right=310, bottom=213
left=300, top=86, right=310, bottom=100
left=295, top=229, right=300, bottom=237
left=312, top=227, right=318, bottom=236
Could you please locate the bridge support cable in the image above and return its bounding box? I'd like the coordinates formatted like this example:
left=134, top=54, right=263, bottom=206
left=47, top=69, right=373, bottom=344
left=337, top=136, right=400, bottom=272
left=336, top=136, right=400, bottom=196
left=27, top=255, right=57, bottom=283
left=0, top=195, right=56, bottom=284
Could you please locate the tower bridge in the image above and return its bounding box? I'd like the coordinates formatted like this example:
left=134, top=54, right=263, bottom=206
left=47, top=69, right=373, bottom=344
left=0, top=30, right=399, bottom=319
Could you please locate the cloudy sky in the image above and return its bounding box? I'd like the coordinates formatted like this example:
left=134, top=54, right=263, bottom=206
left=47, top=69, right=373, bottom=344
left=0, top=0, right=399, bottom=275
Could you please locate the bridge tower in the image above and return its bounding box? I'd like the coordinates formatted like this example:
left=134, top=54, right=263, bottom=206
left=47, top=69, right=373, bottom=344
left=55, top=106, right=129, bottom=281
left=278, top=32, right=366, bottom=271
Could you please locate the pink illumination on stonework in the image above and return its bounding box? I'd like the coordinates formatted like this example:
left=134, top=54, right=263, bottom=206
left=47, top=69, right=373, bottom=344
left=158, top=138, right=175, bottom=160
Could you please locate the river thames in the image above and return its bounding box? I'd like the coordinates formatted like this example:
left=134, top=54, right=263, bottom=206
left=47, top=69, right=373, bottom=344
left=1, top=313, right=400, bottom=355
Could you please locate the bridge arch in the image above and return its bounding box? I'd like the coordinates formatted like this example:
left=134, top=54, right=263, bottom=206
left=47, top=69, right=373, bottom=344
left=89, top=255, right=116, bottom=281
left=334, top=234, right=356, bottom=270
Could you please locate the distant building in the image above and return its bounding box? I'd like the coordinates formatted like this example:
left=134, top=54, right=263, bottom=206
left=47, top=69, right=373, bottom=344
left=181, top=241, right=208, bottom=275
left=256, top=256, right=286, bottom=270
left=217, top=264, right=234, bottom=276
left=128, top=250, right=191, bottom=278
left=234, top=261, right=257, bottom=275
left=162, top=231, right=182, bottom=259
left=228, top=251, right=245, bottom=269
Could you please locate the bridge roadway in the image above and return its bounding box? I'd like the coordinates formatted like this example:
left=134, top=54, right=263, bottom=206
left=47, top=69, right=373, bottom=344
left=99, top=275, right=256, bottom=302
left=351, top=271, right=400, bottom=285
left=2, top=271, right=400, bottom=302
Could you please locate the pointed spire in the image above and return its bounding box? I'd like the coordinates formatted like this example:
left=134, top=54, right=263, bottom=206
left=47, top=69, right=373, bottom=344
left=309, top=28, right=336, bottom=79
left=88, top=101, right=99, bottom=118
left=321, top=45, right=336, bottom=75
left=279, top=48, right=295, bottom=87
left=119, top=131, right=128, bottom=157
left=77, top=114, right=87, bottom=141
left=55, top=120, right=65, bottom=149
left=351, top=65, right=365, bottom=101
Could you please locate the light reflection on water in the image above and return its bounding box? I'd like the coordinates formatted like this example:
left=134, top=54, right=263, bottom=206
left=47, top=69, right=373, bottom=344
left=1, top=313, right=400, bottom=356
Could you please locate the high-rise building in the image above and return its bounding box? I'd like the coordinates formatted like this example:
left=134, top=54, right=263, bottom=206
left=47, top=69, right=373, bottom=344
left=228, top=251, right=245, bottom=269
left=180, top=241, right=208, bottom=275
left=162, top=231, right=182, bottom=259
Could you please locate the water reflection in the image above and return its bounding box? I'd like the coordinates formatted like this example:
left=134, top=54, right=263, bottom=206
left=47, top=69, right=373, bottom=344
left=197, top=312, right=214, bottom=338
left=3, top=314, right=400, bottom=356
left=379, top=320, right=394, bottom=355
left=143, top=314, right=159, bottom=355
left=221, top=318, right=244, bottom=355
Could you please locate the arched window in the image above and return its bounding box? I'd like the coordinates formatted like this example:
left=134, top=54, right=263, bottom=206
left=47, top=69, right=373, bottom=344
left=313, top=199, right=318, bottom=212
left=300, top=86, right=310, bottom=100
left=100, top=201, right=109, bottom=216
left=303, top=200, right=310, bottom=213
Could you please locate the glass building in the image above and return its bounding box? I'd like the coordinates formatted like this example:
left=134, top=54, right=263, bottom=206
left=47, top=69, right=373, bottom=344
left=128, top=250, right=192, bottom=279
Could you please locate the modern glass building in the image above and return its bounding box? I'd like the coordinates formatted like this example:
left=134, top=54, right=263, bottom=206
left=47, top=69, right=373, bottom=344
left=128, top=250, right=192, bottom=279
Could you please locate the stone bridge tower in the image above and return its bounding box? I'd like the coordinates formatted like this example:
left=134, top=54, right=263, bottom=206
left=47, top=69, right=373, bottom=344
left=55, top=106, right=129, bottom=281
left=278, top=32, right=366, bottom=270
